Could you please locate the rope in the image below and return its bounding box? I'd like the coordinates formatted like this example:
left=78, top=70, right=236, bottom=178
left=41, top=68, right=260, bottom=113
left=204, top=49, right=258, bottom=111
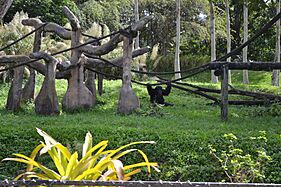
left=216, top=11, right=281, bottom=61
left=85, top=55, right=211, bottom=76
left=86, top=67, right=149, bottom=86
left=0, top=28, right=124, bottom=73
left=0, top=23, right=48, bottom=52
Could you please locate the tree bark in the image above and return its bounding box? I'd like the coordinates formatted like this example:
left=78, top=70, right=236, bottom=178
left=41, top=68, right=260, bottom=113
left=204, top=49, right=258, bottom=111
left=62, top=55, right=94, bottom=111
left=134, top=0, right=140, bottom=71
left=225, top=0, right=232, bottom=84
left=117, top=37, right=140, bottom=115
left=98, top=72, right=103, bottom=96
left=62, top=6, right=94, bottom=111
left=31, top=52, right=59, bottom=116
left=273, top=0, right=280, bottom=87
left=81, top=16, right=152, bottom=56
left=210, top=1, right=218, bottom=83
left=175, top=0, right=181, bottom=80
left=6, top=65, right=24, bottom=112
left=22, top=26, right=43, bottom=102
left=134, top=0, right=140, bottom=50
left=243, top=1, right=249, bottom=84
left=0, top=0, right=13, bottom=20
left=85, top=69, right=96, bottom=100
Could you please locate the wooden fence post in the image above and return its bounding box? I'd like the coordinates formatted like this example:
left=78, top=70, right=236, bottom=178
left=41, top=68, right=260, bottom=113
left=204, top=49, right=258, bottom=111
left=221, top=64, right=229, bottom=121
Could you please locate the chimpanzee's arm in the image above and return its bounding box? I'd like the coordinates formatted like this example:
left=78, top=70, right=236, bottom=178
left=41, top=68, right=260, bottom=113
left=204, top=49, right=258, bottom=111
left=147, top=84, right=154, bottom=96
left=147, top=84, right=155, bottom=103
left=163, top=82, right=172, bottom=96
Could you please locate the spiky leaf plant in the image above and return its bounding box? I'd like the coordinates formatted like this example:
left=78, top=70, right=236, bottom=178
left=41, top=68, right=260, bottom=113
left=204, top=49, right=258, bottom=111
left=3, top=128, right=159, bottom=181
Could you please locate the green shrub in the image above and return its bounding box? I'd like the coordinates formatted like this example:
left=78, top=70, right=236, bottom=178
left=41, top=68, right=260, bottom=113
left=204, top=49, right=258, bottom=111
left=148, top=54, right=210, bottom=73
left=209, top=132, right=272, bottom=183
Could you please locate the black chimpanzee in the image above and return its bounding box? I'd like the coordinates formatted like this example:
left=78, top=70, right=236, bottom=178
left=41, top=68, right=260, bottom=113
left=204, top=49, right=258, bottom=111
left=147, top=82, right=173, bottom=106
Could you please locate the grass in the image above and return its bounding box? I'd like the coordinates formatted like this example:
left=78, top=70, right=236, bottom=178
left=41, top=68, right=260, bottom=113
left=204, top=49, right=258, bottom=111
left=0, top=71, right=280, bottom=183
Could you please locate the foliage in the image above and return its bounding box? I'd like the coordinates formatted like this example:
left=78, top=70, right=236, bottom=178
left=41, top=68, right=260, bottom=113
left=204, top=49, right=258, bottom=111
left=0, top=11, right=33, bottom=55
left=148, top=54, right=210, bottom=73
left=136, top=105, right=170, bottom=117
left=3, top=128, right=159, bottom=180
left=3, top=0, right=79, bottom=26
left=78, top=0, right=132, bottom=31
left=209, top=132, right=272, bottom=183
left=252, top=103, right=281, bottom=117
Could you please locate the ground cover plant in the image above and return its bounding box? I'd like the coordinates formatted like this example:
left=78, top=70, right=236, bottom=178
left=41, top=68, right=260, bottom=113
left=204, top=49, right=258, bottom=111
left=0, top=72, right=280, bottom=183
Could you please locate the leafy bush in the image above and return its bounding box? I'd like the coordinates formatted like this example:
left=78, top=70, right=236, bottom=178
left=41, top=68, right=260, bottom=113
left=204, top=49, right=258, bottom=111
left=250, top=103, right=281, bottom=117
left=3, top=128, right=159, bottom=180
left=148, top=54, right=210, bottom=73
left=209, top=132, right=271, bottom=183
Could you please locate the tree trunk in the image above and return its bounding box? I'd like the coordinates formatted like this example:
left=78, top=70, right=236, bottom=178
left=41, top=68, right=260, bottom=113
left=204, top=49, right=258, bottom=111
left=22, top=27, right=43, bottom=102
left=98, top=73, right=103, bottom=96
left=62, top=7, right=94, bottom=111
left=225, top=0, right=232, bottom=84
left=175, top=0, right=181, bottom=80
left=134, top=0, right=140, bottom=50
left=134, top=0, right=140, bottom=72
left=273, top=0, right=280, bottom=87
left=63, top=56, right=94, bottom=111
left=6, top=65, right=24, bottom=112
left=0, top=0, right=13, bottom=20
left=243, top=1, right=249, bottom=84
left=210, top=1, right=218, bottom=83
left=85, top=69, right=96, bottom=100
left=32, top=52, right=59, bottom=116
left=117, top=37, right=140, bottom=115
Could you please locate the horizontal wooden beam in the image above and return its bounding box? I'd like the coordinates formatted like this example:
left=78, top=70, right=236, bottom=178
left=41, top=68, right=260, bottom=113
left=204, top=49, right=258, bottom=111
left=209, top=62, right=281, bottom=71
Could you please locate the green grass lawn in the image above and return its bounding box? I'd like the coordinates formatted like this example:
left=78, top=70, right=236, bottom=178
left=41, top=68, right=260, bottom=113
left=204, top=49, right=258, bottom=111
left=0, top=71, right=280, bottom=183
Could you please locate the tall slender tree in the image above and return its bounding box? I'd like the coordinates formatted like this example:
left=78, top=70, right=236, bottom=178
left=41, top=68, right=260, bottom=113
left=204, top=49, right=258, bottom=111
left=272, top=0, right=280, bottom=87
left=175, top=0, right=181, bottom=79
left=210, top=0, right=218, bottom=83
left=243, top=0, right=249, bottom=84
left=134, top=0, right=140, bottom=71
left=225, top=0, right=231, bottom=83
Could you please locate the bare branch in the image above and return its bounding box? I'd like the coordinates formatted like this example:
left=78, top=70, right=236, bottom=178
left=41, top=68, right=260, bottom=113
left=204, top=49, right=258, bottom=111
left=22, top=18, right=72, bottom=40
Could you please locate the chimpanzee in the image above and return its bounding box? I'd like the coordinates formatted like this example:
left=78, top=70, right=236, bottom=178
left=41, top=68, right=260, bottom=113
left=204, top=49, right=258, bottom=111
left=147, top=82, right=173, bottom=106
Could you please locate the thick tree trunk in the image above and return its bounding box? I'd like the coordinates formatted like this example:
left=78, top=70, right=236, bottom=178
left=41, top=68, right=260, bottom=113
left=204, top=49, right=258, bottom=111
left=63, top=56, right=94, bottom=111
left=0, top=0, right=13, bottom=20
left=6, top=65, right=24, bottom=112
left=22, top=27, right=43, bottom=102
left=225, top=0, right=232, bottom=83
left=62, top=6, right=94, bottom=111
left=31, top=52, right=59, bottom=116
left=210, top=1, right=218, bottom=83
left=243, top=1, right=249, bottom=84
left=273, top=0, right=280, bottom=87
left=117, top=37, right=140, bottom=115
left=175, top=0, right=181, bottom=80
